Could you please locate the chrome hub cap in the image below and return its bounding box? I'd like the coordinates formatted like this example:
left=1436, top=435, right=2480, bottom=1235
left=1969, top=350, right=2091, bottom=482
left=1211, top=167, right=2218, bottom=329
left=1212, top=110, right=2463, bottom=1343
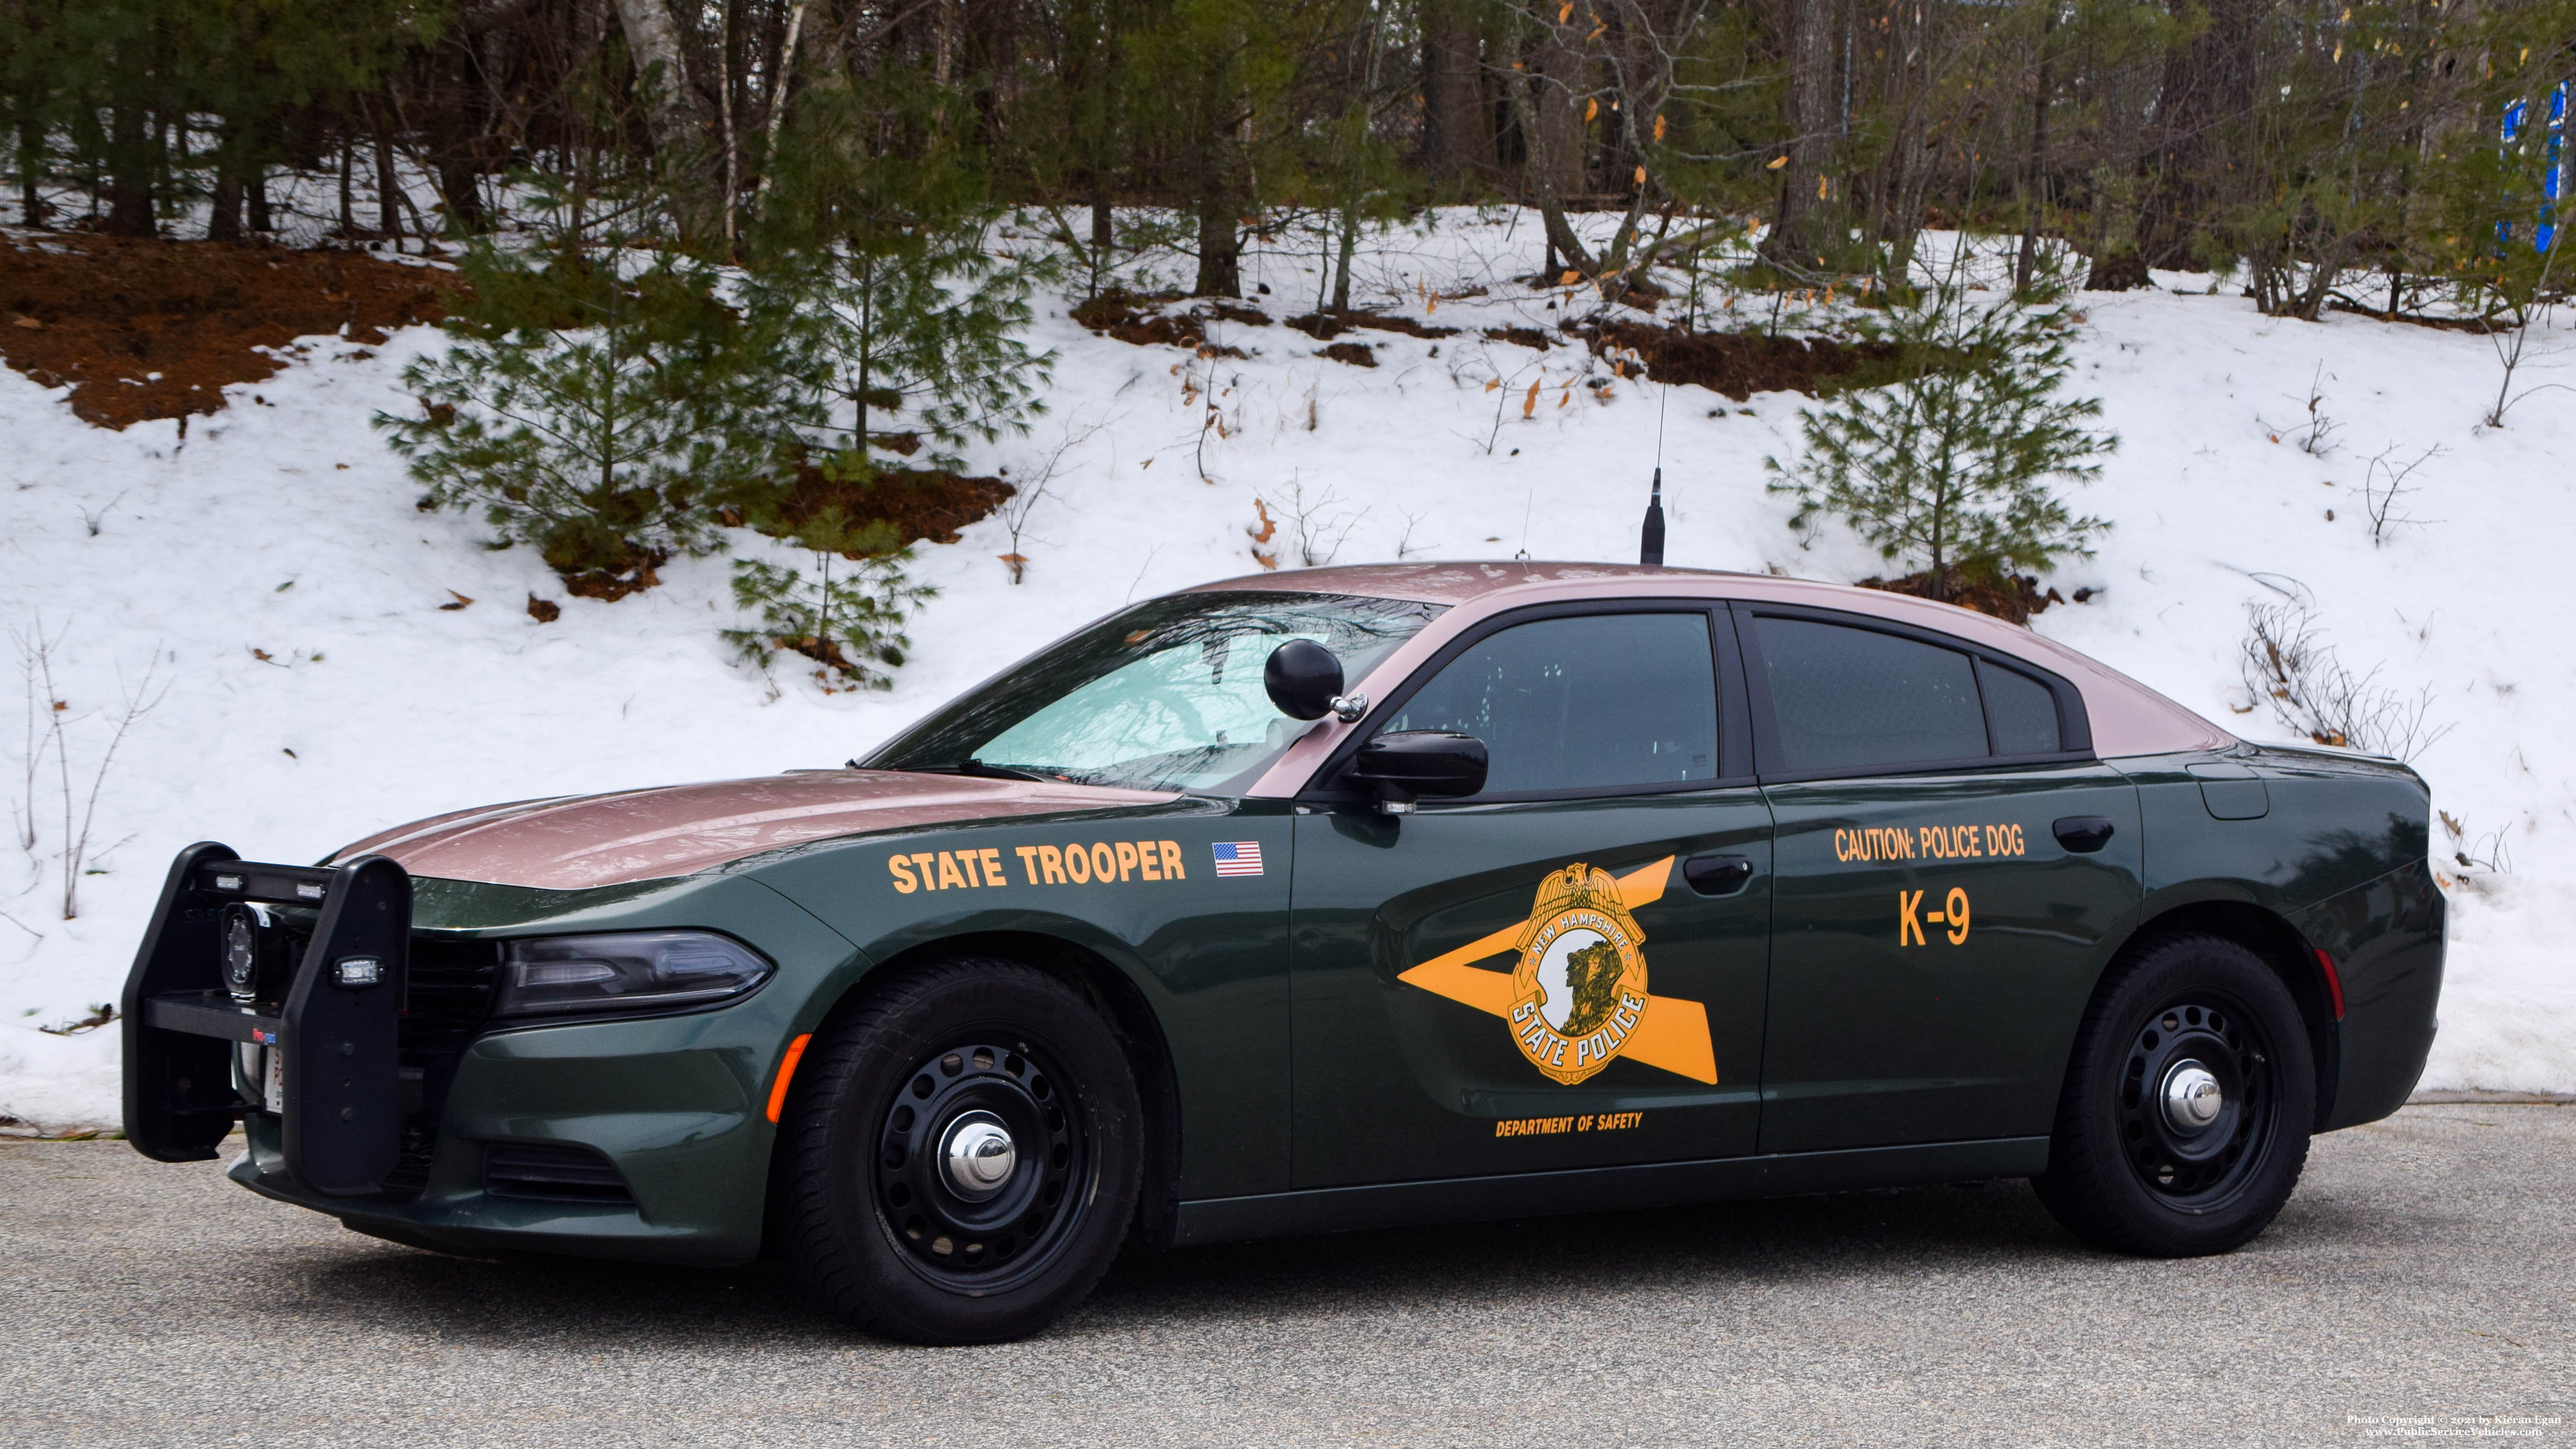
left=941, top=1113, right=1017, bottom=1199
left=2161, top=1061, right=2223, bottom=1133
left=2117, top=999, right=2277, bottom=1205
left=874, top=1041, right=1085, bottom=1293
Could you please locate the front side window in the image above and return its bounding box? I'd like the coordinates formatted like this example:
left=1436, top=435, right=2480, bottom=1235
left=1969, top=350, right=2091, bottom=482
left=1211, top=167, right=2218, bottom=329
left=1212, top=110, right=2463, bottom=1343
left=869, top=591, right=1442, bottom=793
left=1378, top=612, right=1719, bottom=796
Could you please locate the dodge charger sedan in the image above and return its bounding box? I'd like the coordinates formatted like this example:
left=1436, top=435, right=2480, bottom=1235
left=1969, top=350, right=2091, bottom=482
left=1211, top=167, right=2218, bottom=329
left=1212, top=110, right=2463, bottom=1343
left=122, top=563, right=2444, bottom=1343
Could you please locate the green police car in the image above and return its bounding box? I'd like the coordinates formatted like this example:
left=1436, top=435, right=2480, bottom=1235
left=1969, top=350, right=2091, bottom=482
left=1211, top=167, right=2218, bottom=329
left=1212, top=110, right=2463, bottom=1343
left=121, top=563, right=2444, bottom=1343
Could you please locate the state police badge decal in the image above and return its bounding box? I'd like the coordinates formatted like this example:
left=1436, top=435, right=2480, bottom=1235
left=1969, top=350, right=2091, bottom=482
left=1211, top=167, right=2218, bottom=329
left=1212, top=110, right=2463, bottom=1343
left=1396, top=855, right=1718, bottom=1087
left=1508, top=863, right=1651, bottom=1084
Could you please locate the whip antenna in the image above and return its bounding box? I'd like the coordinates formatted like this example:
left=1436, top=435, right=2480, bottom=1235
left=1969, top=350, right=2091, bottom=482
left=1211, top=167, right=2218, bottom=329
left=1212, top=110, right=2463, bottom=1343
left=1640, top=371, right=1669, bottom=568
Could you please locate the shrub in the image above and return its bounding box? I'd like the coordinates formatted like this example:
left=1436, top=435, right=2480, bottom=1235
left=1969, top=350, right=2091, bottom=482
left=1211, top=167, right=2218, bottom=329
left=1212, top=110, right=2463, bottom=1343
left=379, top=237, right=783, bottom=590
left=1766, top=278, right=2114, bottom=602
left=723, top=510, right=932, bottom=693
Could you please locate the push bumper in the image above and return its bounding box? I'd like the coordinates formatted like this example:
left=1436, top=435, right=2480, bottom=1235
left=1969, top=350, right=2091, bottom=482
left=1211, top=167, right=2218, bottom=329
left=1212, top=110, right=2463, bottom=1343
left=122, top=843, right=852, bottom=1265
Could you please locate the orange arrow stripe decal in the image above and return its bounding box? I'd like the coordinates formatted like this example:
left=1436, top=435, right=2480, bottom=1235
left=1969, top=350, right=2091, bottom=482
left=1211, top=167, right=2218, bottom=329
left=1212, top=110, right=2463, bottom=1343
left=1395, top=856, right=1716, bottom=1084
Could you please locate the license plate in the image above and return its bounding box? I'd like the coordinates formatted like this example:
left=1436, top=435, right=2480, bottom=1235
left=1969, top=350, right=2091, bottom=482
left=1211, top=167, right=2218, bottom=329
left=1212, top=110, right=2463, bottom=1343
left=264, top=1045, right=284, bottom=1115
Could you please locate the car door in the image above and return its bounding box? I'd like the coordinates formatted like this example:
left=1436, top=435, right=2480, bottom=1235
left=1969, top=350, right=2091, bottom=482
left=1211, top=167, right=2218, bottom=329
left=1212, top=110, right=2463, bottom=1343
left=1737, top=604, right=2143, bottom=1155
left=1287, top=603, right=1774, bottom=1190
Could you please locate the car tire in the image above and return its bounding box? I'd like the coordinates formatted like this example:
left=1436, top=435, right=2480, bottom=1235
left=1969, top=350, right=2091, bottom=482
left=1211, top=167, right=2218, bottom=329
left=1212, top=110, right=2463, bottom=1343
left=777, top=956, right=1143, bottom=1343
left=2033, top=932, right=2316, bottom=1258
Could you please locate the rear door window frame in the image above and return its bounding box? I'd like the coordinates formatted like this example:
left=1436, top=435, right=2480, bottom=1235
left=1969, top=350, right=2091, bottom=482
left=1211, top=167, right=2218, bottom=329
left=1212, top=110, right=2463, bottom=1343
left=1727, top=601, right=2096, bottom=785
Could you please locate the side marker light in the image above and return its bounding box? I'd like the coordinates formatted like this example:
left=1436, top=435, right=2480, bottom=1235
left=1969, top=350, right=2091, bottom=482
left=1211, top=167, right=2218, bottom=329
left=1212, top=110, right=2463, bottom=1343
left=2314, top=947, right=2346, bottom=1020
left=767, top=1034, right=813, bottom=1124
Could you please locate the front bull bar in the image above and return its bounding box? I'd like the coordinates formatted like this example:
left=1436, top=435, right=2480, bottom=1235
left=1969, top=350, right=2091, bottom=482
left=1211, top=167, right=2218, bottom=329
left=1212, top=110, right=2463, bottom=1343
left=120, top=841, right=412, bottom=1195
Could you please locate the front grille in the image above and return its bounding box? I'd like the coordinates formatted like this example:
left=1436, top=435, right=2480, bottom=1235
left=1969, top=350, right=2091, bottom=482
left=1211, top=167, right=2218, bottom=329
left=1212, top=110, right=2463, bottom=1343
left=405, top=933, right=503, bottom=1040
left=382, top=933, right=504, bottom=1199
left=484, top=1142, right=634, bottom=1203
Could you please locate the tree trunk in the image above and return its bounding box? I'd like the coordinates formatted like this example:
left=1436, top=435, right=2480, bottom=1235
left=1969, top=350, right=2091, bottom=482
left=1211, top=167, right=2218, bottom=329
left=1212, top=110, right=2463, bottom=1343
left=374, top=120, right=403, bottom=243
left=105, top=99, right=157, bottom=238
left=1423, top=5, right=1486, bottom=181
left=2135, top=0, right=2260, bottom=271
left=1506, top=10, right=1599, bottom=280
left=2014, top=7, right=2058, bottom=293
left=338, top=140, right=355, bottom=236
left=1532, top=22, right=1584, bottom=202
left=1763, top=0, right=1837, bottom=270
left=1193, top=183, right=1241, bottom=298
left=1331, top=210, right=1357, bottom=311
left=436, top=152, right=486, bottom=234
left=208, top=163, right=243, bottom=241
left=610, top=0, right=721, bottom=243
left=17, top=118, right=44, bottom=227
left=247, top=163, right=273, bottom=232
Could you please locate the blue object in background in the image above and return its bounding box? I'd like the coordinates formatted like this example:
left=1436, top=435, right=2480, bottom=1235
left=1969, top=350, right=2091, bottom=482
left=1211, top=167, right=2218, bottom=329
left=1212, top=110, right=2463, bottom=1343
left=2500, top=87, right=2567, bottom=253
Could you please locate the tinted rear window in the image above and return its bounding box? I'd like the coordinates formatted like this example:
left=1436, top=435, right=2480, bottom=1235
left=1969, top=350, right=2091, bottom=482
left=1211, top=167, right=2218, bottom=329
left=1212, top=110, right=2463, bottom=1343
left=1754, top=617, right=1986, bottom=772
left=1980, top=660, right=2063, bottom=755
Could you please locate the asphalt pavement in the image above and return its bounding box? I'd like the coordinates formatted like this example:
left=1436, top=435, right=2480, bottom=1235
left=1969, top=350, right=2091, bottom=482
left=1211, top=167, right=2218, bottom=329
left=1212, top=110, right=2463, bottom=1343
left=2, top=1104, right=2569, bottom=1449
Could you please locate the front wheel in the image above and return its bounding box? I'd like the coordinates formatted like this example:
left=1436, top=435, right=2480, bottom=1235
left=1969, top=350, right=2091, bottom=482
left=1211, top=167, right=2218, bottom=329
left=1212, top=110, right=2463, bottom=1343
left=2033, top=933, right=2316, bottom=1257
left=777, top=957, right=1143, bottom=1343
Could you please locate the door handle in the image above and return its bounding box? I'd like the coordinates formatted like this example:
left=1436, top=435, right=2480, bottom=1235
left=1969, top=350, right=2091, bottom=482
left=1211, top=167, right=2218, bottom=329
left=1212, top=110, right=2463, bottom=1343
left=2053, top=816, right=2117, bottom=853
left=1683, top=853, right=1756, bottom=896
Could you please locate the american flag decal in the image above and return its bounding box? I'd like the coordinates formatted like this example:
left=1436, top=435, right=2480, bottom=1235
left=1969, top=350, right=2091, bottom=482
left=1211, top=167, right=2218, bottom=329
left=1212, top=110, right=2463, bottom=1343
left=1211, top=840, right=1265, bottom=877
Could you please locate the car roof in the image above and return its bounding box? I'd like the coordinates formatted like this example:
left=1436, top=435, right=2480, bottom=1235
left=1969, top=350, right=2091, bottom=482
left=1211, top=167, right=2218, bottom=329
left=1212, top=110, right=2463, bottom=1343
left=1193, top=562, right=2232, bottom=772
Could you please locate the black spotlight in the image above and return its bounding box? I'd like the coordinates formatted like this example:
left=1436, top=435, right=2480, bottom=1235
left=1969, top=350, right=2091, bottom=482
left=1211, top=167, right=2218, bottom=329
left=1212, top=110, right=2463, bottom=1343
left=220, top=904, right=267, bottom=1002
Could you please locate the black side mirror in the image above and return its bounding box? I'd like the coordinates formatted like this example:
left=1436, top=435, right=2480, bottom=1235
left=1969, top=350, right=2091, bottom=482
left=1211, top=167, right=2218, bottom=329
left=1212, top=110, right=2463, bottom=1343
left=1351, top=730, right=1488, bottom=813
left=1264, top=639, right=1344, bottom=721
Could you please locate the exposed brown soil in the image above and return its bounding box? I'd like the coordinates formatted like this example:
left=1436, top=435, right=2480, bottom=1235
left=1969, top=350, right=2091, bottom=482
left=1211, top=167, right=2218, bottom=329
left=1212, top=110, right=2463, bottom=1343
left=1857, top=570, right=2068, bottom=625
left=1320, top=341, right=1377, bottom=367
left=1287, top=309, right=1459, bottom=341
left=764, top=462, right=1015, bottom=553
left=1568, top=317, right=1904, bottom=400
left=557, top=545, right=669, bottom=602
left=1482, top=325, right=1555, bottom=349
left=0, top=233, right=457, bottom=428
left=1070, top=291, right=1256, bottom=356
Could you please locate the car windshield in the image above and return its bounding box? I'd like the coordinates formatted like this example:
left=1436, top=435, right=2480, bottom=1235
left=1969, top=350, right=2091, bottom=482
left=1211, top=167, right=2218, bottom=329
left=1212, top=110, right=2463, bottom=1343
left=868, top=591, right=1445, bottom=794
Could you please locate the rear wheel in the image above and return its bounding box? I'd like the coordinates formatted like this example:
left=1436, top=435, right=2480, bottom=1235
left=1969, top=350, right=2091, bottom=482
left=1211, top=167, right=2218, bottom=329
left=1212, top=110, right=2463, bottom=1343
left=2034, top=933, right=2315, bottom=1257
left=778, top=957, right=1142, bottom=1343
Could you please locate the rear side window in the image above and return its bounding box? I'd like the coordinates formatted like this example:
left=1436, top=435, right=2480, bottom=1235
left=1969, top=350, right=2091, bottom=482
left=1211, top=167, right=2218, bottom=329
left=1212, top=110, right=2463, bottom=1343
left=1380, top=612, right=1719, bottom=795
left=1753, top=617, right=1986, bottom=772
left=1980, top=661, right=2063, bottom=755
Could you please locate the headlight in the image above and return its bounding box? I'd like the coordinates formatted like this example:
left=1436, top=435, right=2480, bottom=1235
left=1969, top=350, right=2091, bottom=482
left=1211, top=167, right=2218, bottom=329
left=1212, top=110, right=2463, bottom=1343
left=494, top=931, right=774, bottom=1018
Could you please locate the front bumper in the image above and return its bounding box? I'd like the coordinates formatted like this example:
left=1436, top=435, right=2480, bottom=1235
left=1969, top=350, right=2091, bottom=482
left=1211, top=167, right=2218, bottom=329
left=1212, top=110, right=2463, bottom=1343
left=125, top=846, right=867, bottom=1266
left=230, top=1008, right=783, bottom=1265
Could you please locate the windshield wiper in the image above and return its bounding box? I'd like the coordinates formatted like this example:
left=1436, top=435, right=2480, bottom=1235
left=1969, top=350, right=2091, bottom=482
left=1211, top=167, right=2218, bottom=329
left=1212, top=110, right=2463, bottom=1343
left=895, top=759, right=1044, bottom=782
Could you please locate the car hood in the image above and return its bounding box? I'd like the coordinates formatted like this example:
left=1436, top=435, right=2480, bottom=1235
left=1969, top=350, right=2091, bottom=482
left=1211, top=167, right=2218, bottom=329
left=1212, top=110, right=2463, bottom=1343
left=330, top=770, right=1179, bottom=891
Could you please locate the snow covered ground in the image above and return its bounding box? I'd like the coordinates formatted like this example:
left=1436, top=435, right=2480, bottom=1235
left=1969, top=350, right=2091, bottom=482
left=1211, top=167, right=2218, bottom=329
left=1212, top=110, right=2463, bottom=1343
left=2, top=212, right=2568, bottom=1128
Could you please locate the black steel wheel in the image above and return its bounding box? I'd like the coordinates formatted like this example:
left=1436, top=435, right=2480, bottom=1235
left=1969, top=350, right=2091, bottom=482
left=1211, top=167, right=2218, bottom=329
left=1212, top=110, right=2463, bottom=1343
left=873, top=1038, right=1086, bottom=1293
left=2114, top=998, right=2275, bottom=1208
left=778, top=957, right=1142, bottom=1343
left=2034, top=933, right=2315, bottom=1257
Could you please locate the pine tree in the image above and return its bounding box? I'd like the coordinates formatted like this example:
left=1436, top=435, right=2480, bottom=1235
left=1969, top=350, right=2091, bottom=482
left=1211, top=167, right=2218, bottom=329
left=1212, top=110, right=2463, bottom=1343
left=378, top=218, right=780, bottom=595
left=1766, top=277, right=2114, bottom=602
left=722, top=509, right=932, bottom=693
left=744, top=63, right=1049, bottom=484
